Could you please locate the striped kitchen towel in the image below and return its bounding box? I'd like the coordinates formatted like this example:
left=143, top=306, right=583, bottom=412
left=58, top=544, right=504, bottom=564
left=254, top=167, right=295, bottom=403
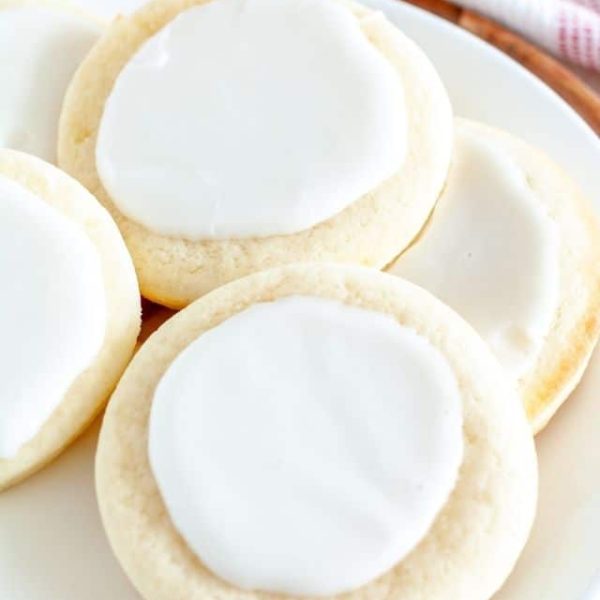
left=452, top=0, right=600, bottom=70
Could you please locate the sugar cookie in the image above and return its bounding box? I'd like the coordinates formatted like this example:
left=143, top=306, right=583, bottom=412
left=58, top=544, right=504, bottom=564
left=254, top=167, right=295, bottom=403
left=59, top=0, right=452, bottom=308
left=0, top=149, right=140, bottom=491
left=389, top=118, right=600, bottom=432
left=96, top=264, right=536, bottom=600
left=0, top=0, right=101, bottom=163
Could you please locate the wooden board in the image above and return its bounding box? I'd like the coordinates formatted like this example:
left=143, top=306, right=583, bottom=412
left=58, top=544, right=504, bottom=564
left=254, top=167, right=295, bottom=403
left=403, top=0, right=600, bottom=136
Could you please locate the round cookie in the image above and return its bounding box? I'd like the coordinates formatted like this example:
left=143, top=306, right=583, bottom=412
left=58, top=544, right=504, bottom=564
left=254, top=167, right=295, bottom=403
left=96, top=264, right=537, bottom=600
left=58, top=0, right=453, bottom=308
left=0, top=0, right=102, bottom=163
left=389, top=118, right=600, bottom=433
left=0, top=149, right=140, bottom=491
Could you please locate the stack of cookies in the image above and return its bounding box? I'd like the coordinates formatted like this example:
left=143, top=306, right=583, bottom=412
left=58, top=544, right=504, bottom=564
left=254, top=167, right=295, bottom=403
left=1, top=0, right=599, bottom=598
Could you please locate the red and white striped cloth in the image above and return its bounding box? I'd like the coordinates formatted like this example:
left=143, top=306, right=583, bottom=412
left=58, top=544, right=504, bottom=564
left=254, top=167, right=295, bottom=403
left=453, top=0, right=600, bottom=71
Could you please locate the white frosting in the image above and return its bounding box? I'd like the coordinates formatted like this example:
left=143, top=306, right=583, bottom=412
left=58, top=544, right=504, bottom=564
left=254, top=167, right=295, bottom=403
left=96, top=0, right=405, bottom=240
left=149, top=295, right=463, bottom=596
left=0, top=176, right=106, bottom=459
left=390, top=128, right=560, bottom=377
left=0, top=7, right=100, bottom=163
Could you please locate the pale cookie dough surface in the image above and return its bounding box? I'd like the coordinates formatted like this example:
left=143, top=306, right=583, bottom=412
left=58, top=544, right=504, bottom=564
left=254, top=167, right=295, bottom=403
left=0, top=150, right=141, bottom=491
left=96, top=264, right=537, bottom=600
left=0, top=0, right=102, bottom=163
left=58, top=0, right=453, bottom=308
left=389, top=119, right=600, bottom=433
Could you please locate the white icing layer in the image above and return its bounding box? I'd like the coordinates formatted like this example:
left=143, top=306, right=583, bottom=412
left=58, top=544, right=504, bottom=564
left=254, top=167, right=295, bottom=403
left=390, top=127, right=560, bottom=377
left=0, top=7, right=100, bottom=163
left=96, top=0, right=406, bottom=240
left=0, top=176, right=106, bottom=459
left=149, top=295, right=463, bottom=596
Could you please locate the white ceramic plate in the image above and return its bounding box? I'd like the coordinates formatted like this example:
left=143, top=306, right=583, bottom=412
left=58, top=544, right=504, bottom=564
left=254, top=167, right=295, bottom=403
left=1, top=2, right=599, bottom=599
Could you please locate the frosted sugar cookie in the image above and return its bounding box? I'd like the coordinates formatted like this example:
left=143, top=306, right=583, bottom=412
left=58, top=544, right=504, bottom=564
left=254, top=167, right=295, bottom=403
left=0, top=150, right=140, bottom=491
left=0, top=0, right=101, bottom=162
left=96, top=264, right=536, bottom=600
left=59, top=0, right=453, bottom=308
left=389, top=118, right=600, bottom=432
